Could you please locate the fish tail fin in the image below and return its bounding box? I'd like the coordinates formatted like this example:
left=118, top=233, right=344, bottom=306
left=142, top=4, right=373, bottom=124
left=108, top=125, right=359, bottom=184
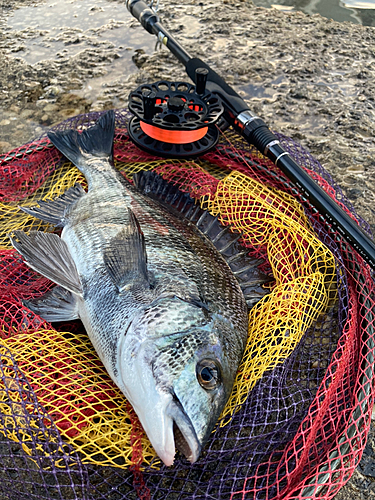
left=47, top=110, right=115, bottom=167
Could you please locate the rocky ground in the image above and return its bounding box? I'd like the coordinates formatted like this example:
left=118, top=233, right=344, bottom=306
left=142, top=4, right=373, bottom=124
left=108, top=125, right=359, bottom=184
left=1, top=0, right=375, bottom=498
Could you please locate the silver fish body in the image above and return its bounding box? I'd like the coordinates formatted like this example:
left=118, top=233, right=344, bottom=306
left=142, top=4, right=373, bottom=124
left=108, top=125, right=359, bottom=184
left=9, top=111, right=260, bottom=466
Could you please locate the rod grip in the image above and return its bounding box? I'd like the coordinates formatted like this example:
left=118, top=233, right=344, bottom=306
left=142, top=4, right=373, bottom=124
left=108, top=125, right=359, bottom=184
left=242, top=118, right=278, bottom=153
left=126, top=0, right=159, bottom=33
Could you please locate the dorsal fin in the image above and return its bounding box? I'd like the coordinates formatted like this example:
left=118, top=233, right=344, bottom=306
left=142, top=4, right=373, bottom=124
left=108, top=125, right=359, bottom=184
left=133, top=170, right=273, bottom=307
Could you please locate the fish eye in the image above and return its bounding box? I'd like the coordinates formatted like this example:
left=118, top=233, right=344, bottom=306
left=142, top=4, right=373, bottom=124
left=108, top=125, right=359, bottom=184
left=196, top=359, right=221, bottom=391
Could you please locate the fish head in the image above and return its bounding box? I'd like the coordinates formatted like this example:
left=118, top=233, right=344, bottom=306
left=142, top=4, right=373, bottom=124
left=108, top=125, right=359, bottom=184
left=117, top=297, right=246, bottom=467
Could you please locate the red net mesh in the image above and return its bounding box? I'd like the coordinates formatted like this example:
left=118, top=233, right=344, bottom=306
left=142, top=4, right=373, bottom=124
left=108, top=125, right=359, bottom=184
left=0, top=109, right=373, bottom=500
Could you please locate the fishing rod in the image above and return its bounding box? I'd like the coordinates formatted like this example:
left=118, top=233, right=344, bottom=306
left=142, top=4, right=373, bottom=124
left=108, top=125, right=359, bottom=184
left=126, top=0, right=375, bottom=272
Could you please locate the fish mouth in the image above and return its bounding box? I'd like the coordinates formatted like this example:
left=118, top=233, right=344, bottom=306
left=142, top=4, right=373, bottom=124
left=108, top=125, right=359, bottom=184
left=173, top=421, right=196, bottom=463
left=117, top=333, right=202, bottom=466
left=169, top=395, right=201, bottom=464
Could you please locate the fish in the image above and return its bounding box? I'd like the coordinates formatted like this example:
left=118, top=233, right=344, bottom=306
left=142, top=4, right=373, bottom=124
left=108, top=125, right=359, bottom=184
left=9, top=111, right=270, bottom=466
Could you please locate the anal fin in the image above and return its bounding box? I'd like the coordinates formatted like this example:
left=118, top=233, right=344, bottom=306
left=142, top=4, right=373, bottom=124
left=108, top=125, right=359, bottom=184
left=24, top=286, right=79, bottom=322
left=20, top=183, right=85, bottom=226
left=9, top=230, right=83, bottom=296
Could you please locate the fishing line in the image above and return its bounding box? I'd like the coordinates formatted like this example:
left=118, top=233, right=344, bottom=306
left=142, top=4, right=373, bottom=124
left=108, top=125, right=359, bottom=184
left=139, top=122, right=208, bottom=144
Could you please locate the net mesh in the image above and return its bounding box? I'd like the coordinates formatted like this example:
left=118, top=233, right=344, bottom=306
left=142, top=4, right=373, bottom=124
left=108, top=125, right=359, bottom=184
left=0, top=109, right=373, bottom=500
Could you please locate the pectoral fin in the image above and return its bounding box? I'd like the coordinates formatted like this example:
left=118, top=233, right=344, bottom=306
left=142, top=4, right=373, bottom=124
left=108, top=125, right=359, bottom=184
left=24, top=286, right=79, bottom=322
left=9, top=230, right=83, bottom=296
left=104, top=209, right=149, bottom=292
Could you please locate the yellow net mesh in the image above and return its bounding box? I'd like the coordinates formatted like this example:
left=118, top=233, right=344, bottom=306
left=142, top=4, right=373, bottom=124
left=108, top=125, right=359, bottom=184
left=0, top=330, right=158, bottom=467
left=202, top=171, right=336, bottom=424
left=0, top=154, right=336, bottom=467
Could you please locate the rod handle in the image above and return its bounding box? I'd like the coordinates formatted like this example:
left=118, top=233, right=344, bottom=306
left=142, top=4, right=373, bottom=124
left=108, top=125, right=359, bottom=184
left=126, top=0, right=159, bottom=33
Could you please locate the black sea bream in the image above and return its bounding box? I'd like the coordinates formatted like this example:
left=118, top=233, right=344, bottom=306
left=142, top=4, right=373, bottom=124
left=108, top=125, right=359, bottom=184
left=9, top=111, right=269, bottom=466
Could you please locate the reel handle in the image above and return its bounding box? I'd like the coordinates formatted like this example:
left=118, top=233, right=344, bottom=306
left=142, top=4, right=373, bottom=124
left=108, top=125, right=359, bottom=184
left=186, top=58, right=249, bottom=118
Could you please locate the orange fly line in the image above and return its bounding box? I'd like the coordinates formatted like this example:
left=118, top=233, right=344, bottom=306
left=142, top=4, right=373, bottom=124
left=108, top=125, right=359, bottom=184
left=140, top=122, right=208, bottom=144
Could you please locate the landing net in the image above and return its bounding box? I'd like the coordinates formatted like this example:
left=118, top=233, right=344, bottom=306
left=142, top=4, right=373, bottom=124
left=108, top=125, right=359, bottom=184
left=0, top=109, right=373, bottom=500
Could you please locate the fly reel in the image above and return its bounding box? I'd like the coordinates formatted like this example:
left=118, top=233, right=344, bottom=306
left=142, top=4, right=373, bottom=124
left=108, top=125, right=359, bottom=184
left=128, top=70, right=224, bottom=158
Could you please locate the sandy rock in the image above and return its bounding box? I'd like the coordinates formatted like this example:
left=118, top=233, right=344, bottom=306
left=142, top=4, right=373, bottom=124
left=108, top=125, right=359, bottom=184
left=0, top=140, right=11, bottom=153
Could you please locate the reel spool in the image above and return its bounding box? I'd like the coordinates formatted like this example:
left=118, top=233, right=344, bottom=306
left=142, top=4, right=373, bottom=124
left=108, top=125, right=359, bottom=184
left=128, top=71, right=224, bottom=158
